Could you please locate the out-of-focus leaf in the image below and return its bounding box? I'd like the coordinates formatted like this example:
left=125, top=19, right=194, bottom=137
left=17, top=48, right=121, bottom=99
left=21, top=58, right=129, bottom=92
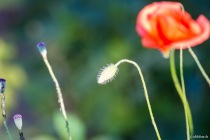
left=30, top=135, right=56, bottom=140
left=90, top=135, right=124, bottom=140
left=53, top=111, right=86, bottom=140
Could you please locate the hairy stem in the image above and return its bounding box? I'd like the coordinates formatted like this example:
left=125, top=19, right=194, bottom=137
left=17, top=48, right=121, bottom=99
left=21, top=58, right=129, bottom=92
left=115, top=59, right=161, bottom=140
left=1, top=94, right=13, bottom=140
left=42, top=56, right=71, bottom=140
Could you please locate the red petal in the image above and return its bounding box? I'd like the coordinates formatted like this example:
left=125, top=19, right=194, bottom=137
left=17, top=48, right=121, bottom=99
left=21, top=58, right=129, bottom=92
left=167, top=15, right=209, bottom=49
left=136, top=2, right=183, bottom=36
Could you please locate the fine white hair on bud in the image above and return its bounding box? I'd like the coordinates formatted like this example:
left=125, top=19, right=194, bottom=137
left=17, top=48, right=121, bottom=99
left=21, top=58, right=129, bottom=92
left=97, top=63, right=119, bottom=84
left=13, top=114, right=22, bottom=130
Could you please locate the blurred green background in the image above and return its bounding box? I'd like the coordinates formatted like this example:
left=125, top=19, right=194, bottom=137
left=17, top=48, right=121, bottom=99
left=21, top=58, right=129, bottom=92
left=0, top=0, right=209, bottom=140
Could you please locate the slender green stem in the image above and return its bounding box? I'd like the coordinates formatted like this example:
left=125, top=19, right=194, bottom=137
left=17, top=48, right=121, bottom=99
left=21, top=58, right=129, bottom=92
left=180, top=48, right=190, bottom=140
left=116, top=59, right=161, bottom=140
left=188, top=47, right=210, bottom=85
left=3, top=116, right=13, bottom=140
left=180, top=48, right=186, bottom=98
left=170, top=49, right=193, bottom=136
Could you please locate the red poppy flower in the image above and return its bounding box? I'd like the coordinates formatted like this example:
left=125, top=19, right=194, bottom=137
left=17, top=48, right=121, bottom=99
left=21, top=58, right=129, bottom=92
left=136, top=1, right=210, bottom=58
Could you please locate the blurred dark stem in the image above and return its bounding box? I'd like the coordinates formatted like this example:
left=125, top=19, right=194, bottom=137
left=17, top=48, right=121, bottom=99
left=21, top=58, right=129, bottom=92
left=19, top=132, right=25, bottom=140
left=66, top=120, right=71, bottom=140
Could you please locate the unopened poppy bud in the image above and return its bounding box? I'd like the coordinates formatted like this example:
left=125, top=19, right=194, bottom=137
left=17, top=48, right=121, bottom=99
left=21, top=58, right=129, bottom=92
left=13, top=114, right=22, bottom=130
left=97, top=64, right=119, bottom=84
left=37, top=42, right=47, bottom=57
left=0, top=78, right=6, bottom=94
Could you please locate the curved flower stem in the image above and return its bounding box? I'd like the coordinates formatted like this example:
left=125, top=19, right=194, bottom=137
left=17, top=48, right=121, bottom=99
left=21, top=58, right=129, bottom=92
left=115, top=59, right=161, bottom=140
left=170, top=49, right=193, bottom=137
left=42, top=56, right=72, bottom=140
left=180, top=48, right=190, bottom=140
left=188, top=47, right=210, bottom=85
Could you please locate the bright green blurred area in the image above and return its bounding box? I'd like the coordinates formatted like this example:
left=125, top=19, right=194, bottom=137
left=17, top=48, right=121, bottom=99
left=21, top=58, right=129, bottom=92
left=0, top=0, right=209, bottom=140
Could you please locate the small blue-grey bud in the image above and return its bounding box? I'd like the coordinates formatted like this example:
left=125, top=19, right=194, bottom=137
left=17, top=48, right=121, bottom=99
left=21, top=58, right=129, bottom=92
left=0, top=78, right=6, bottom=94
left=37, top=42, right=47, bottom=57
